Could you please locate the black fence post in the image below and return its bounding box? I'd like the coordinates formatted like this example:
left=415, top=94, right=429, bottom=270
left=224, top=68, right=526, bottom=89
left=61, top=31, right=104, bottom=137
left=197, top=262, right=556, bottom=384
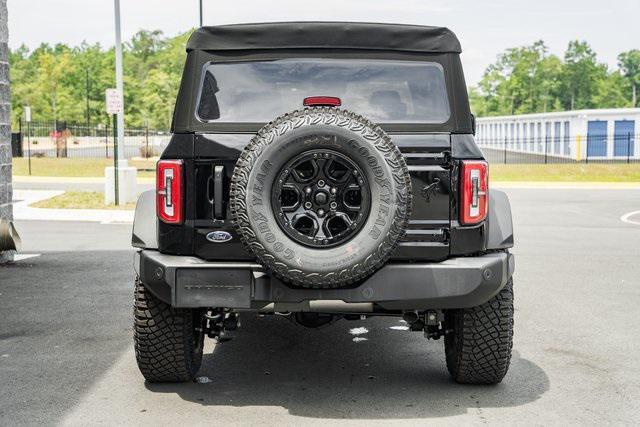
left=585, top=136, right=589, bottom=164
left=503, top=136, right=507, bottom=164
left=544, top=136, right=548, bottom=164
left=18, top=117, right=22, bottom=155
left=113, top=114, right=119, bottom=206
left=145, top=124, right=149, bottom=158
left=628, top=132, right=632, bottom=164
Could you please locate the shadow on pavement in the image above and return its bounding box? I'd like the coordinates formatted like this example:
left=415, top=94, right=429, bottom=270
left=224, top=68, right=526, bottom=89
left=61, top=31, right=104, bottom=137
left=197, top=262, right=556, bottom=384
left=0, top=250, right=135, bottom=425
left=147, top=315, right=549, bottom=419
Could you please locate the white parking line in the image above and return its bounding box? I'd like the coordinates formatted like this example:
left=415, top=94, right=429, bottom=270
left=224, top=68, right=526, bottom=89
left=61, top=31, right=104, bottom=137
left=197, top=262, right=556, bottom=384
left=13, top=254, right=41, bottom=261
left=620, top=210, right=640, bottom=225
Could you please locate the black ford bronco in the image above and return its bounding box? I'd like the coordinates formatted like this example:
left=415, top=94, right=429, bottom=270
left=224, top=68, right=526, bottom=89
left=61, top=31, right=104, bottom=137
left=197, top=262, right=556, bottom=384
left=132, top=22, right=515, bottom=385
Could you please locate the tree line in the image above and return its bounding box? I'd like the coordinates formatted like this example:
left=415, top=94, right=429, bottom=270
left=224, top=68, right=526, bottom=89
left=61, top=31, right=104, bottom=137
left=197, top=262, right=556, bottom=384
left=9, top=31, right=640, bottom=129
left=470, top=40, right=639, bottom=117
left=9, top=29, right=192, bottom=130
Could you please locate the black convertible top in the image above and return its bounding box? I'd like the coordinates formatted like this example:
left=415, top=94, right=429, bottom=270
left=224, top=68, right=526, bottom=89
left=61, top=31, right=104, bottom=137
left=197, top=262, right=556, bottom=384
left=187, top=22, right=461, bottom=54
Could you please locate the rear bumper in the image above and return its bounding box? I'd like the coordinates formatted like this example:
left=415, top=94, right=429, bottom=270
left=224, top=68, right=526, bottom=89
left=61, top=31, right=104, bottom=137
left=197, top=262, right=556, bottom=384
left=135, top=250, right=514, bottom=311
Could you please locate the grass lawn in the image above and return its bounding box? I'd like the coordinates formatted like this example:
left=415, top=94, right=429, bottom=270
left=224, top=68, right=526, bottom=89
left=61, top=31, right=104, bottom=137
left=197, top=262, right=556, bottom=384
left=30, top=191, right=136, bottom=210
left=12, top=157, right=640, bottom=182
left=13, top=157, right=156, bottom=178
left=490, top=163, right=640, bottom=182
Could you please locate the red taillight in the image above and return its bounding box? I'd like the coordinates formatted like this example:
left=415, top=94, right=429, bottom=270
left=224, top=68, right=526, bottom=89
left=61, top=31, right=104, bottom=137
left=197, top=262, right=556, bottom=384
left=157, top=160, right=183, bottom=224
left=303, top=96, right=342, bottom=107
left=460, top=160, right=488, bottom=225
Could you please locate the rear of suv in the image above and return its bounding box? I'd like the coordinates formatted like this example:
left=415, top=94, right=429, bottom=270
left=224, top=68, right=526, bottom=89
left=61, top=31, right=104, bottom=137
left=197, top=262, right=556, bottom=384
left=132, top=22, right=515, bottom=385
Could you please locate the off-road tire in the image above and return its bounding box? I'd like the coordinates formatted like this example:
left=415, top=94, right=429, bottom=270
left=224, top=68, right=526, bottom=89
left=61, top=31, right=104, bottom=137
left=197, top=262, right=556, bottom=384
left=230, top=107, right=412, bottom=288
left=133, top=278, right=204, bottom=382
left=444, top=278, right=514, bottom=385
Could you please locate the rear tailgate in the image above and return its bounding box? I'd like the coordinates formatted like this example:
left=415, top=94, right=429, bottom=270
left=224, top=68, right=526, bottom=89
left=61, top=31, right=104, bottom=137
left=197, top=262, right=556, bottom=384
left=189, top=133, right=451, bottom=262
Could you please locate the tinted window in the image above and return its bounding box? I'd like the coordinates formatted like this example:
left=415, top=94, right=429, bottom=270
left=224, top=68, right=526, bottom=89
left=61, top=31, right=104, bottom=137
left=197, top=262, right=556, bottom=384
left=196, top=59, right=450, bottom=124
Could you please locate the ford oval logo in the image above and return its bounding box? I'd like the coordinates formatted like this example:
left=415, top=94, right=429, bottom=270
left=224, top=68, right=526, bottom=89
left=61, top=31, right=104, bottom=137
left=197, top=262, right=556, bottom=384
left=206, top=231, right=233, bottom=243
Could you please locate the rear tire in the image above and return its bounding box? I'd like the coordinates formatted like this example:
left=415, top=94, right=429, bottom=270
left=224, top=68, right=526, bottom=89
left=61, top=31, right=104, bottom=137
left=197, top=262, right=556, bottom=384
left=133, top=278, right=205, bottom=382
left=444, top=278, right=514, bottom=385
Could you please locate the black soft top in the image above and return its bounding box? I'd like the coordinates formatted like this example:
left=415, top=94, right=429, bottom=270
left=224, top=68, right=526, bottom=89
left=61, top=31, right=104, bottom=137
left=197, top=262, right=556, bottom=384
left=186, top=22, right=461, bottom=54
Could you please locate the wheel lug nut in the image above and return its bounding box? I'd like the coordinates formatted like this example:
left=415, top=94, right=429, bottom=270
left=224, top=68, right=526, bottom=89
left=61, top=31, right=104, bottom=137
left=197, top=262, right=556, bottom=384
left=318, top=180, right=325, bottom=187
left=330, top=202, right=337, bottom=210
left=304, top=202, right=312, bottom=209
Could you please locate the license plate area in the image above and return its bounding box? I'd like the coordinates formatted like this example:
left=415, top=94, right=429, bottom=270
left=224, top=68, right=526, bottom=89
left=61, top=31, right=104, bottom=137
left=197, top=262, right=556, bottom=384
left=175, top=268, right=252, bottom=308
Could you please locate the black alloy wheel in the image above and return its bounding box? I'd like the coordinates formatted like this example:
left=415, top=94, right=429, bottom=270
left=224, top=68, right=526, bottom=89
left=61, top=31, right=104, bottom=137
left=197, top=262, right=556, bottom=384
left=271, top=149, right=371, bottom=248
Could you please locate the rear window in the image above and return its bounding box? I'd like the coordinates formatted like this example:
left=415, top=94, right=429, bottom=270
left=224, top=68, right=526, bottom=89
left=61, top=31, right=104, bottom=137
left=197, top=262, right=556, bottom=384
left=196, top=59, right=450, bottom=124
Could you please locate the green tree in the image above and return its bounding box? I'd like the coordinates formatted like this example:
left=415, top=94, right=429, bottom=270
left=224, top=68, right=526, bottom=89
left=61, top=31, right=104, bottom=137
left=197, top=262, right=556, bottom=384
left=470, top=40, right=630, bottom=116
left=618, top=50, right=640, bottom=107
left=592, top=71, right=631, bottom=108
left=561, top=40, right=607, bottom=110
left=9, top=29, right=193, bottom=129
left=472, top=41, right=563, bottom=116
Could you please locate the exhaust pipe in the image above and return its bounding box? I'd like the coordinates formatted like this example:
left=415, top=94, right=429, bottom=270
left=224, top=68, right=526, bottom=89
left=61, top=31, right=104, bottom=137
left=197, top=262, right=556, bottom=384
left=0, top=220, right=21, bottom=252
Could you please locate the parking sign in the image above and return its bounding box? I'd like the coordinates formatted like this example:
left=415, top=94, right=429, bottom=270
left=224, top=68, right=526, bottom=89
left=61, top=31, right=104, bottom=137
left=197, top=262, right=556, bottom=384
left=105, top=89, right=123, bottom=114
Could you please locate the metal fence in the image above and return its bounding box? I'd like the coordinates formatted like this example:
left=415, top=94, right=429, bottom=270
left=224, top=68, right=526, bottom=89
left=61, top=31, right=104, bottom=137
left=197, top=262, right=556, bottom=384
left=13, top=120, right=171, bottom=160
left=477, top=134, right=639, bottom=164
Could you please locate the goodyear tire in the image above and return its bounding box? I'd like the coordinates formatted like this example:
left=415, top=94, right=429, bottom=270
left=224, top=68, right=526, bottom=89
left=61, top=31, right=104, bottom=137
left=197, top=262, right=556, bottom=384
left=444, top=278, right=514, bottom=385
left=133, top=279, right=205, bottom=382
left=230, top=108, right=411, bottom=288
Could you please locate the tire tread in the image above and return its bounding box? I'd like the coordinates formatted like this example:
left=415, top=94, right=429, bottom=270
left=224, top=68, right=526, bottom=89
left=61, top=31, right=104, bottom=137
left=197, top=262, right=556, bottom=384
left=133, top=279, right=203, bottom=382
left=444, top=278, right=514, bottom=385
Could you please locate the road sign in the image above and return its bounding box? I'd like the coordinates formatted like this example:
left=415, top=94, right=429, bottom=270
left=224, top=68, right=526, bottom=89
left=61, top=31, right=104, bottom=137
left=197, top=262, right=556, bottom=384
left=24, top=106, right=31, bottom=122
left=105, top=88, right=123, bottom=114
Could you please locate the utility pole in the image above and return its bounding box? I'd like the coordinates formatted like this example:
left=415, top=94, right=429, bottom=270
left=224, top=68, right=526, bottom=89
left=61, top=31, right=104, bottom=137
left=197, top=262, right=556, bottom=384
left=113, top=0, right=124, bottom=165
left=113, top=0, right=125, bottom=205
left=199, top=0, right=203, bottom=27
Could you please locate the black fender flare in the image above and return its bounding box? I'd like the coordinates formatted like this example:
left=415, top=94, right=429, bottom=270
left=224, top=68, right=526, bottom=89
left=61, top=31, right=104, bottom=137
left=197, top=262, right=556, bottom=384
left=486, top=189, right=514, bottom=250
left=132, top=190, right=158, bottom=249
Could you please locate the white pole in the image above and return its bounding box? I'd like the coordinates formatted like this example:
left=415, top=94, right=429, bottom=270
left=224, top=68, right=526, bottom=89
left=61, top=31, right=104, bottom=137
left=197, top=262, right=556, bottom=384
left=113, top=0, right=124, bottom=163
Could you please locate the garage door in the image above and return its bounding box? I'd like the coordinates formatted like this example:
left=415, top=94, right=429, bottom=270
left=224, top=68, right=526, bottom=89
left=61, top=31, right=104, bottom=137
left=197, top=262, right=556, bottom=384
left=587, top=120, right=607, bottom=157
left=614, top=120, right=635, bottom=157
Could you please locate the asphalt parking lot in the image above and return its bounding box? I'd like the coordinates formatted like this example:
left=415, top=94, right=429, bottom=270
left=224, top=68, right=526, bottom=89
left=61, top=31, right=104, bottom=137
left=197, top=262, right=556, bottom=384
left=1, top=187, right=639, bottom=425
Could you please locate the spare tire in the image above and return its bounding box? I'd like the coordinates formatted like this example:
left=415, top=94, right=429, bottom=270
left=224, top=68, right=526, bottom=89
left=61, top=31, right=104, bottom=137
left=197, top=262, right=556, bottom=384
left=230, top=108, right=411, bottom=288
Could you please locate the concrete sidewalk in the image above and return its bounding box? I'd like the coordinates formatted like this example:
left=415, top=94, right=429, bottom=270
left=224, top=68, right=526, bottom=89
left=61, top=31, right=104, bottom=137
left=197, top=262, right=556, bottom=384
left=13, top=175, right=154, bottom=193
left=14, top=175, right=155, bottom=184
left=13, top=190, right=134, bottom=224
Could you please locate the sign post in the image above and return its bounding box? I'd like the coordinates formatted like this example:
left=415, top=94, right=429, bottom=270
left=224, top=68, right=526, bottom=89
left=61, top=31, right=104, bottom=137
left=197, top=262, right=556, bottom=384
left=23, top=106, right=31, bottom=175
left=105, top=88, right=123, bottom=205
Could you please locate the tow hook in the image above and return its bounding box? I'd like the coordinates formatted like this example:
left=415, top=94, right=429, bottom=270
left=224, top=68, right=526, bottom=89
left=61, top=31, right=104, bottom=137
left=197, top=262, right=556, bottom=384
left=204, top=311, right=239, bottom=342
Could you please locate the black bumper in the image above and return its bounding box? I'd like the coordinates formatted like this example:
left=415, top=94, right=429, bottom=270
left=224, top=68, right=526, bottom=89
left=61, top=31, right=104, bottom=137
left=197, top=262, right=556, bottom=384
left=134, top=250, right=515, bottom=311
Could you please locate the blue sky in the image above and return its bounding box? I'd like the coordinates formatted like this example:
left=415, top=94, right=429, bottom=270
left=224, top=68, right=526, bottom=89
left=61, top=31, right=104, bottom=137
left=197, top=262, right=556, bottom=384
left=6, top=0, right=640, bottom=85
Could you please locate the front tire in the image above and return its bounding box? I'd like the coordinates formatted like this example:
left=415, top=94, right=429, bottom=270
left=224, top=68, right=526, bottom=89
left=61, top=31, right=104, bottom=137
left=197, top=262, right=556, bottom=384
left=444, top=278, right=514, bottom=385
left=133, top=279, right=205, bottom=382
